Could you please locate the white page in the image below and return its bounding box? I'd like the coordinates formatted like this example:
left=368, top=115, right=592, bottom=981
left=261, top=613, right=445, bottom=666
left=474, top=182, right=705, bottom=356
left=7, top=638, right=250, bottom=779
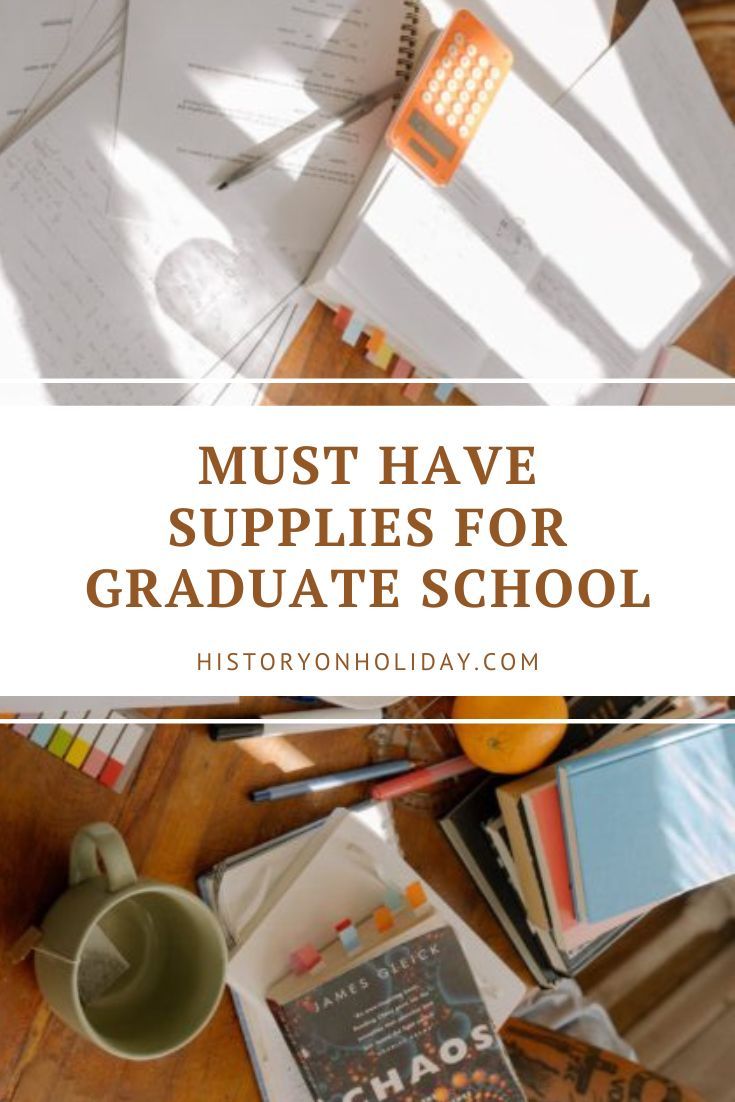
left=0, top=57, right=313, bottom=402
left=318, top=73, right=701, bottom=404
left=419, top=0, right=616, bottom=102
left=227, top=811, right=525, bottom=1102
left=557, top=0, right=735, bottom=327
left=1, top=0, right=119, bottom=151
left=642, top=347, right=735, bottom=406
left=110, top=0, right=411, bottom=252
left=0, top=1, right=76, bottom=146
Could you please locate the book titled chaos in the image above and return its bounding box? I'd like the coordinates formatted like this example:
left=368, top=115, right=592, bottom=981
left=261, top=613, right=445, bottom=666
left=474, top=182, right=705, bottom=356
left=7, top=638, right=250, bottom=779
left=268, top=924, right=526, bottom=1102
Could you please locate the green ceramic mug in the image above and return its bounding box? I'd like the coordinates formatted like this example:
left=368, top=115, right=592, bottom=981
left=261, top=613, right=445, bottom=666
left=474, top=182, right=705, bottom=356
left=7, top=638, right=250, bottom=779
left=34, top=822, right=227, bottom=1060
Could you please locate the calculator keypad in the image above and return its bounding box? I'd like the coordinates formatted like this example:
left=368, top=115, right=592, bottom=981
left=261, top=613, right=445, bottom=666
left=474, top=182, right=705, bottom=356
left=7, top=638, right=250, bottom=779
left=417, top=45, right=501, bottom=134
left=387, top=9, right=513, bottom=186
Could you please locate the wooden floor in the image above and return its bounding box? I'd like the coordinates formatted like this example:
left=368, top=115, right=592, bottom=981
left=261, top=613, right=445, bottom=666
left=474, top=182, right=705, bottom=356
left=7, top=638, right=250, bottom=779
left=582, top=878, right=735, bottom=1101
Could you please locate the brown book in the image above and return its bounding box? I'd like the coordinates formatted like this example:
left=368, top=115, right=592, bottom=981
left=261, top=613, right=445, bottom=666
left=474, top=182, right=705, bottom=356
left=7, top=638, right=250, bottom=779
left=501, top=1018, right=703, bottom=1102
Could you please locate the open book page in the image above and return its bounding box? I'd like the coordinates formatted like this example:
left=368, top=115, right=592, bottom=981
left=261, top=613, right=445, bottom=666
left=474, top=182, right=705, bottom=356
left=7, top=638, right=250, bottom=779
left=0, top=56, right=312, bottom=404
left=313, top=71, right=701, bottom=405
left=226, top=811, right=525, bottom=1102
left=109, top=0, right=411, bottom=253
left=0, top=0, right=122, bottom=151
left=0, top=0, right=77, bottom=147
left=556, top=0, right=735, bottom=338
left=0, top=0, right=77, bottom=134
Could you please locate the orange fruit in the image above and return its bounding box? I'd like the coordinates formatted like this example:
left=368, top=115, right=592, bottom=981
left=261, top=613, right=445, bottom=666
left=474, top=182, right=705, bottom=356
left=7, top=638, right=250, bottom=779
left=451, top=695, right=567, bottom=774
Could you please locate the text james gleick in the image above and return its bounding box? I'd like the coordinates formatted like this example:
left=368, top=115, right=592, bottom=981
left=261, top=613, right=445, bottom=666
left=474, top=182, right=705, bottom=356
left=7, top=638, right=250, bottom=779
left=194, top=650, right=540, bottom=673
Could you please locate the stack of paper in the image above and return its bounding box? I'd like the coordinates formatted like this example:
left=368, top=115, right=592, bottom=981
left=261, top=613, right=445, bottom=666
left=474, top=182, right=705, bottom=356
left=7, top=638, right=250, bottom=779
left=0, top=0, right=732, bottom=404
left=199, top=806, right=525, bottom=1102
left=0, top=0, right=319, bottom=405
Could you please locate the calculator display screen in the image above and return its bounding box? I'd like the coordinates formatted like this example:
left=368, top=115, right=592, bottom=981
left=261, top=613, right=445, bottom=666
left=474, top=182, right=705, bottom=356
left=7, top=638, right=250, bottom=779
left=408, top=109, right=458, bottom=161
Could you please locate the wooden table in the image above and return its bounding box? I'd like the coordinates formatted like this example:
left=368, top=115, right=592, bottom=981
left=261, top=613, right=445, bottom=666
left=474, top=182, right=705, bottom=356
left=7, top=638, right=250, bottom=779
left=0, top=705, right=530, bottom=1102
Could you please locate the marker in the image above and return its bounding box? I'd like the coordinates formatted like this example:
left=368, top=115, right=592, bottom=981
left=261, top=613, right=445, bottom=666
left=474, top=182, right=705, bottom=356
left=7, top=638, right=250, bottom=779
left=210, top=705, right=383, bottom=741
left=371, top=755, right=479, bottom=801
left=250, top=759, right=414, bottom=802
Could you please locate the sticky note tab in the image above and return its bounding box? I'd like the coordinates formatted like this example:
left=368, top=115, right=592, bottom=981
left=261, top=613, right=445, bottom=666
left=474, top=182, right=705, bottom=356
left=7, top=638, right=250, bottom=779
left=403, top=381, right=425, bottom=402
left=366, top=328, right=386, bottom=354
left=384, top=883, right=406, bottom=914
left=98, top=723, right=146, bottom=789
left=82, top=715, right=126, bottom=778
left=374, top=906, right=395, bottom=933
left=66, top=735, right=93, bottom=769
left=289, top=944, right=322, bottom=975
left=391, top=358, right=414, bottom=380
left=342, top=314, right=366, bottom=347
left=48, top=725, right=77, bottom=758
left=13, top=714, right=39, bottom=737
left=434, top=382, right=455, bottom=402
left=29, top=722, right=58, bottom=748
left=405, top=881, right=428, bottom=911
left=333, top=305, right=353, bottom=332
left=368, top=342, right=394, bottom=370
left=336, top=920, right=360, bottom=954
left=66, top=723, right=104, bottom=770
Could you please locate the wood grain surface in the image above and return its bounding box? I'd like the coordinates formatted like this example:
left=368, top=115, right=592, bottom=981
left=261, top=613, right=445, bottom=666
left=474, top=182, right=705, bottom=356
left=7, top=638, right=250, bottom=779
left=0, top=710, right=530, bottom=1102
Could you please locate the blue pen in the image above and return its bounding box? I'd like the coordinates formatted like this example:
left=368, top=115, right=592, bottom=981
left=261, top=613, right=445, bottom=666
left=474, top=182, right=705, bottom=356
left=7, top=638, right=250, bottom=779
left=250, top=759, right=414, bottom=803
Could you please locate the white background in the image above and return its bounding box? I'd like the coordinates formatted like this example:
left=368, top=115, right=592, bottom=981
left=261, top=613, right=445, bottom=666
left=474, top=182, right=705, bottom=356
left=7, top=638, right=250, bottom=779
left=1, top=405, right=732, bottom=696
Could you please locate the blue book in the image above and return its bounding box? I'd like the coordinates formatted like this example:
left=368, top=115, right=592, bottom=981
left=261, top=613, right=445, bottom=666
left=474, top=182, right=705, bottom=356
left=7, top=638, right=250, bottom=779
left=557, top=714, right=735, bottom=922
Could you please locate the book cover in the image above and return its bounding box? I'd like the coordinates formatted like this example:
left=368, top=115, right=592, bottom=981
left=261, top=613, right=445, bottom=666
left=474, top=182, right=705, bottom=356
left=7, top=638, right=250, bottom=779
left=558, top=714, right=735, bottom=922
left=523, top=782, right=646, bottom=951
left=268, top=924, right=526, bottom=1102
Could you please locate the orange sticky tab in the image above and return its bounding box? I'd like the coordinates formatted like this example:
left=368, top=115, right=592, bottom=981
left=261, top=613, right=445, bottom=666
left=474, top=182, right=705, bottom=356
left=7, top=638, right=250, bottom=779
left=366, top=328, right=386, bottom=354
left=405, top=881, right=428, bottom=910
left=374, top=906, right=395, bottom=933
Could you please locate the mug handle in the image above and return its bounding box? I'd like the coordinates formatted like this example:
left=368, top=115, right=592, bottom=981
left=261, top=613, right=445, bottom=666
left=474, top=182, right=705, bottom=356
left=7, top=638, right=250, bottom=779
left=69, top=823, right=138, bottom=893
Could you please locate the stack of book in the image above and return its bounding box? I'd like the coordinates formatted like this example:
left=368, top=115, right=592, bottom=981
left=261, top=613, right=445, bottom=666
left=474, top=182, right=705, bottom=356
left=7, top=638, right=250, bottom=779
left=442, top=697, right=733, bottom=986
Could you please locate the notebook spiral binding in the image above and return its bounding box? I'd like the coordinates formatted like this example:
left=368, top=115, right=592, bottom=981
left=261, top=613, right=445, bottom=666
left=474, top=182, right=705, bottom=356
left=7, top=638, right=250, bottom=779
left=396, top=0, right=421, bottom=85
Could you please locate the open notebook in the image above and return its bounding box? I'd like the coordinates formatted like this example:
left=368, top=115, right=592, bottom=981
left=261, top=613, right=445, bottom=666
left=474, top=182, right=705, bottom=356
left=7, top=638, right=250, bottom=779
left=309, top=0, right=735, bottom=406
left=200, top=806, right=525, bottom=1102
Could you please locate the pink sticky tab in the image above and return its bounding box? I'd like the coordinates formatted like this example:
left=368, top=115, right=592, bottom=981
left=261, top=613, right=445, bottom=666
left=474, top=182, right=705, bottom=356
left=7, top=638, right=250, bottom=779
left=391, top=358, right=413, bottom=380
left=404, top=381, right=426, bottom=402
left=290, top=944, right=322, bottom=975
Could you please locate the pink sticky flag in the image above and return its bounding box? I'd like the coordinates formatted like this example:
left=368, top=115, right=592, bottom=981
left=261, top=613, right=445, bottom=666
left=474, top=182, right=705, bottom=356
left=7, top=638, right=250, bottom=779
left=333, top=306, right=352, bottom=332
left=391, top=358, right=414, bottom=380
left=404, top=380, right=426, bottom=402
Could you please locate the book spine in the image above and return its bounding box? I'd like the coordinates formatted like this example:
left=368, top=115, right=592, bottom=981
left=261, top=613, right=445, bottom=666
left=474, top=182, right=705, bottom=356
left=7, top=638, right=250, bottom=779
left=558, top=715, right=727, bottom=778
left=497, top=787, right=552, bottom=929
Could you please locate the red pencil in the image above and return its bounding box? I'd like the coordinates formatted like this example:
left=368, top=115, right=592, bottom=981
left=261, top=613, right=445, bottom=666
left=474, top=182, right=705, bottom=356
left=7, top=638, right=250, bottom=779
left=371, top=755, right=479, bottom=800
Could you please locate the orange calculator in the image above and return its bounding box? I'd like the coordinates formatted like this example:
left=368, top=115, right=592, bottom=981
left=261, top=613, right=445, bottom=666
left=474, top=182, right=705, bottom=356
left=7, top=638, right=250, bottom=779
left=386, top=9, right=513, bottom=186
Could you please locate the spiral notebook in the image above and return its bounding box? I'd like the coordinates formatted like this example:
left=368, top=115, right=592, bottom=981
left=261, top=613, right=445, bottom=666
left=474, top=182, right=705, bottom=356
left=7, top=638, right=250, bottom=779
left=110, top=0, right=423, bottom=258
